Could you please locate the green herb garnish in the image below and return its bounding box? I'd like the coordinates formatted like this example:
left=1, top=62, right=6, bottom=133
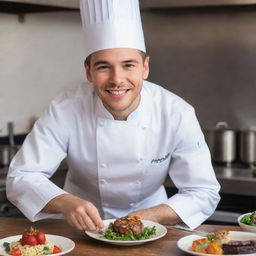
left=101, top=226, right=157, bottom=241
left=206, top=233, right=216, bottom=241
left=43, top=246, right=52, bottom=255
left=241, top=212, right=256, bottom=226
left=3, top=242, right=10, bottom=252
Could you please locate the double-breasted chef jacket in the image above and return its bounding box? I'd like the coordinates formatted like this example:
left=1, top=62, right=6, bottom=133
left=6, top=80, right=220, bottom=229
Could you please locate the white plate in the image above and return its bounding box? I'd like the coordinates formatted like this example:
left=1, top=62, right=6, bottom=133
left=0, top=234, right=75, bottom=256
left=177, top=231, right=256, bottom=256
left=238, top=212, right=256, bottom=233
left=85, top=219, right=167, bottom=246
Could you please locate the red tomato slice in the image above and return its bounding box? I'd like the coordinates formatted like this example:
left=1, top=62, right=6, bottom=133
left=10, top=248, right=21, bottom=256
left=53, top=245, right=62, bottom=253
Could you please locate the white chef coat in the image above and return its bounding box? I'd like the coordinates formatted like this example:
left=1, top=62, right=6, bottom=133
left=6, top=80, right=220, bottom=229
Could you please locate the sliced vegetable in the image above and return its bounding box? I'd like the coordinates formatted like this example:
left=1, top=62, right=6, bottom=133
left=192, top=238, right=209, bottom=253
left=9, top=248, right=21, bottom=256
left=53, top=245, right=62, bottom=253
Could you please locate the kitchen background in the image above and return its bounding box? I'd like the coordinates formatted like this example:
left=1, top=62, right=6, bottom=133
left=1, top=2, right=256, bottom=135
left=0, top=1, right=256, bottom=222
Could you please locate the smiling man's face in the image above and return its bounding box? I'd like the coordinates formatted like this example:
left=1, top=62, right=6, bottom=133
left=85, top=48, right=149, bottom=120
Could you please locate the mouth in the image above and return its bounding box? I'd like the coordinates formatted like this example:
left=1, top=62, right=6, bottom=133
left=106, top=89, right=130, bottom=96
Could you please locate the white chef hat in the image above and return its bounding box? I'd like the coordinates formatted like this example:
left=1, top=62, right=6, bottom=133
left=80, top=0, right=146, bottom=58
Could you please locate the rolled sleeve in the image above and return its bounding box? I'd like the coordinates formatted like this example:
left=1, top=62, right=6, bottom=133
left=165, top=108, right=220, bottom=229
left=6, top=99, right=69, bottom=221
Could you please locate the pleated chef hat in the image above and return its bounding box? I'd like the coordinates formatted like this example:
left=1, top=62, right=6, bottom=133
left=80, top=0, right=146, bottom=58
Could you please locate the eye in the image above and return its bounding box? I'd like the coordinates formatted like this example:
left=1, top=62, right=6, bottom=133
left=124, top=63, right=135, bottom=68
left=96, top=65, right=110, bottom=70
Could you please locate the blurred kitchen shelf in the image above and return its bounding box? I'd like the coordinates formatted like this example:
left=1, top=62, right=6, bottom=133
left=0, top=0, right=77, bottom=14
left=140, top=0, right=256, bottom=9
left=2, top=0, right=256, bottom=11
left=1, top=0, right=79, bottom=9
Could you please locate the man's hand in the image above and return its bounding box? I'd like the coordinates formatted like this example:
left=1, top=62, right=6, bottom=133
left=42, top=194, right=104, bottom=231
left=128, top=204, right=181, bottom=225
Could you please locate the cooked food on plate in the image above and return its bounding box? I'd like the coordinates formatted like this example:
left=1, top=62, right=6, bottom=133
left=3, top=227, right=62, bottom=256
left=101, top=216, right=157, bottom=241
left=192, top=230, right=230, bottom=255
left=191, top=230, right=256, bottom=255
left=240, top=211, right=256, bottom=226
left=192, top=238, right=223, bottom=255
left=222, top=240, right=256, bottom=254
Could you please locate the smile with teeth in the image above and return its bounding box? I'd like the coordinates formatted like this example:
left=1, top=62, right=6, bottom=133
left=107, top=89, right=129, bottom=95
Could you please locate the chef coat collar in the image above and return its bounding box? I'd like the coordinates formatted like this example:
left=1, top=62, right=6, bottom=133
left=94, top=81, right=151, bottom=123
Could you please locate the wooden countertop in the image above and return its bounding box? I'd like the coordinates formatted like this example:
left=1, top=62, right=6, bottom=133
left=0, top=217, right=241, bottom=256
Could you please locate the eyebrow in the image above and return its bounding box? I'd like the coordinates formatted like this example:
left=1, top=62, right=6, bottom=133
left=93, top=59, right=140, bottom=68
left=123, top=59, right=139, bottom=64
left=93, top=61, right=109, bottom=68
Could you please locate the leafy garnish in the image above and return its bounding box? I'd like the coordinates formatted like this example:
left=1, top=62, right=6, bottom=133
left=3, top=242, right=10, bottom=252
left=206, top=233, right=216, bottom=241
left=241, top=213, right=256, bottom=226
left=101, top=226, right=157, bottom=241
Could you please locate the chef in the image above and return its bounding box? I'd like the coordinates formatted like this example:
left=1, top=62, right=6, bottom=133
left=6, top=0, right=220, bottom=231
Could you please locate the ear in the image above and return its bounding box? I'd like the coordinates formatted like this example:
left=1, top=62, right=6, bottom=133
left=142, top=56, right=150, bottom=80
left=84, top=62, right=92, bottom=83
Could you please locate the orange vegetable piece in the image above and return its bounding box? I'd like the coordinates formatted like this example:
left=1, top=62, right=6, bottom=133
left=207, top=241, right=223, bottom=255
left=192, top=238, right=209, bottom=253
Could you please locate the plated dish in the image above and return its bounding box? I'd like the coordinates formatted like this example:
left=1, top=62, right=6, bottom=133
left=0, top=234, right=75, bottom=256
left=85, top=219, right=167, bottom=246
left=238, top=212, right=256, bottom=233
left=177, top=231, right=256, bottom=256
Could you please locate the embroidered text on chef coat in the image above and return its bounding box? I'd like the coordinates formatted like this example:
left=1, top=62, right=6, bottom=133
left=151, top=153, right=170, bottom=164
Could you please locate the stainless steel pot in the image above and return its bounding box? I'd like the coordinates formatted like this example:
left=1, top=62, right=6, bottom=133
left=238, top=130, right=256, bottom=165
left=204, top=122, right=237, bottom=164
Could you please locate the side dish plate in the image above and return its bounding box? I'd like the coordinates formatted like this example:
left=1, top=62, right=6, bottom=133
left=85, top=219, right=167, bottom=246
left=0, top=234, right=75, bottom=256
left=177, top=231, right=256, bottom=256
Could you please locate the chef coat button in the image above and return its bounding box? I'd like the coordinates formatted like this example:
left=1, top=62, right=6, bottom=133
left=141, top=126, right=147, bottom=130
left=100, top=163, right=106, bottom=168
left=129, top=203, right=135, bottom=207
left=99, top=122, right=104, bottom=127
left=135, top=180, right=141, bottom=185
left=139, top=157, right=144, bottom=161
left=100, top=179, right=106, bottom=184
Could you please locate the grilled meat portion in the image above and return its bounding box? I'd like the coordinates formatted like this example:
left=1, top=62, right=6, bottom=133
left=109, top=216, right=144, bottom=235
left=223, top=240, right=256, bottom=254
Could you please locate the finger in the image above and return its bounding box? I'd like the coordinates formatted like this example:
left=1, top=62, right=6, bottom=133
left=86, top=205, right=104, bottom=229
left=79, top=214, right=97, bottom=230
left=68, top=214, right=85, bottom=230
left=76, top=215, right=88, bottom=230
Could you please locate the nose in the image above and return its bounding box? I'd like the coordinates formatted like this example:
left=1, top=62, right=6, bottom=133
left=109, top=67, right=124, bottom=86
